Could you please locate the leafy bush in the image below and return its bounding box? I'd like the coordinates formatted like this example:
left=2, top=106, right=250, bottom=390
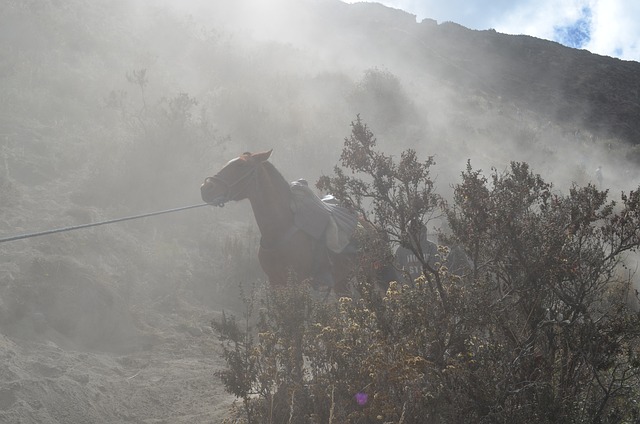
left=213, top=117, right=640, bottom=423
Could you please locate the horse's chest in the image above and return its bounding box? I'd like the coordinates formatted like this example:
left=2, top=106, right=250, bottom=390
left=258, top=236, right=314, bottom=280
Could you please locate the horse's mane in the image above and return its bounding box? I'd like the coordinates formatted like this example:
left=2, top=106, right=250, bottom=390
left=262, top=161, right=292, bottom=198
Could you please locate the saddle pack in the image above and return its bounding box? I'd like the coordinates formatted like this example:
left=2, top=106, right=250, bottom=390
left=289, top=179, right=359, bottom=287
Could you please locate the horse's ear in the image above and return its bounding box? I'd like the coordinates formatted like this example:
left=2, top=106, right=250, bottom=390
left=251, top=149, right=273, bottom=162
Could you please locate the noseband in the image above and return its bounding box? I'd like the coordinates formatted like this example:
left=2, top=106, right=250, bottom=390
left=205, top=163, right=258, bottom=206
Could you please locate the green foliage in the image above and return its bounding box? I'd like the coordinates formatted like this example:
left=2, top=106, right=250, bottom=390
left=317, top=115, right=447, bottom=306
left=445, top=162, right=640, bottom=422
left=215, top=118, right=640, bottom=423
left=214, top=282, right=316, bottom=424
left=317, top=115, right=439, bottom=252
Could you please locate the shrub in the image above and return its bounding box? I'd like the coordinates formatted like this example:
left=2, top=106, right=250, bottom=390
left=213, top=117, right=640, bottom=423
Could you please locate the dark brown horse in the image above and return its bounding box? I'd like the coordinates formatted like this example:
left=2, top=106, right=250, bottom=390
left=201, top=150, right=374, bottom=294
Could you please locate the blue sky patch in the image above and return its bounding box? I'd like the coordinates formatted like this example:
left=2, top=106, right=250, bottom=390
left=553, top=6, right=592, bottom=48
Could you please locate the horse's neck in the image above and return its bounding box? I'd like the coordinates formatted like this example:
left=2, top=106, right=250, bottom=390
left=248, top=165, right=294, bottom=244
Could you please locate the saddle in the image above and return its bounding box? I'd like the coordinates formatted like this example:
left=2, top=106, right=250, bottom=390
left=289, top=179, right=359, bottom=288
left=289, top=179, right=358, bottom=253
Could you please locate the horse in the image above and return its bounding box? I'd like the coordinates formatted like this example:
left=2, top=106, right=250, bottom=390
left=200, top=150, right=393, bottom=295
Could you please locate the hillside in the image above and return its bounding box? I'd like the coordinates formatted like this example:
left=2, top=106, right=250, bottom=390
left=0, top=0, right=639, bottom=422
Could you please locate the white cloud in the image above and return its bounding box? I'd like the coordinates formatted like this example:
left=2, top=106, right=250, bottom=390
left=343, top=0, right=640, bottom=62
left=587, top=1, right=640, bottom=60
left=497, top=1, right=587, bottom=35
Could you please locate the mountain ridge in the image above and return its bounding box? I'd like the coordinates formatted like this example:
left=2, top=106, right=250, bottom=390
left=336, top=1, right=640, bottom=143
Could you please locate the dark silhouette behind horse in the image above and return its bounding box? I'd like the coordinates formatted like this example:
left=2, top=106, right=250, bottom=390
left=200, top=150, right=393, bottom=295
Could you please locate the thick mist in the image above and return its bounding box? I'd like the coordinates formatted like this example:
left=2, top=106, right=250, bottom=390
left=154, top=0, right=640, bottom=195
left=1, top=0, right=638, bottom=351
left=96, top=0, right=640, bottom=309
left=0, top=0, right=639, bottom=421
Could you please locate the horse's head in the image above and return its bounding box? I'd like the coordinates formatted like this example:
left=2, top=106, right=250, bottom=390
left=201, top=150, right=273, bottom=206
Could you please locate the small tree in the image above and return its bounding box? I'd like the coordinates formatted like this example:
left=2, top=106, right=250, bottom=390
left=443, top=161, right=640, bottom=422
left=319, top=119, right=479, bottom=387
left=317, top=115, right=443, bottom=286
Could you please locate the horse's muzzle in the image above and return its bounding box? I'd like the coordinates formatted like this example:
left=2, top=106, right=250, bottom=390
left=201, top=178, right=227, bottom=207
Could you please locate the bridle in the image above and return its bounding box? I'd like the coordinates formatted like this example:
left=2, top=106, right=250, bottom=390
left=204, top=162, right=259, bottom=207
left=204, top=156, right=301, bottom=251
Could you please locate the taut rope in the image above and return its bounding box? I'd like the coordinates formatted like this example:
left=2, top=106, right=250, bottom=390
left=0, top=203, right=211, bottom=244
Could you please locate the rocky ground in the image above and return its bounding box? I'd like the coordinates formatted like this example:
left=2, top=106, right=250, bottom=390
left=0, top=300, right=236, bottom=423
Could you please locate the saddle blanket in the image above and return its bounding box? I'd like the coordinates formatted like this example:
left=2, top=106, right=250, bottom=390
left=290, top=179, right=358, bottom=253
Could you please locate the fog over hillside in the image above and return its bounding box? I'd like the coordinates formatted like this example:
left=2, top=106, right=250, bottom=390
left=0, top=0, right=639, bottom=422
left=156, top=0, right=640, bottom=195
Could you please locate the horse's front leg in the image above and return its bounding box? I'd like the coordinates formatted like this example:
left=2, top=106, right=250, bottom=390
left=258, top=247, right=289, bottom=287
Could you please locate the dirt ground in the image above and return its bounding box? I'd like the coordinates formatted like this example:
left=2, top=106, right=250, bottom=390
left=0, top=300, right=236, bottom=423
